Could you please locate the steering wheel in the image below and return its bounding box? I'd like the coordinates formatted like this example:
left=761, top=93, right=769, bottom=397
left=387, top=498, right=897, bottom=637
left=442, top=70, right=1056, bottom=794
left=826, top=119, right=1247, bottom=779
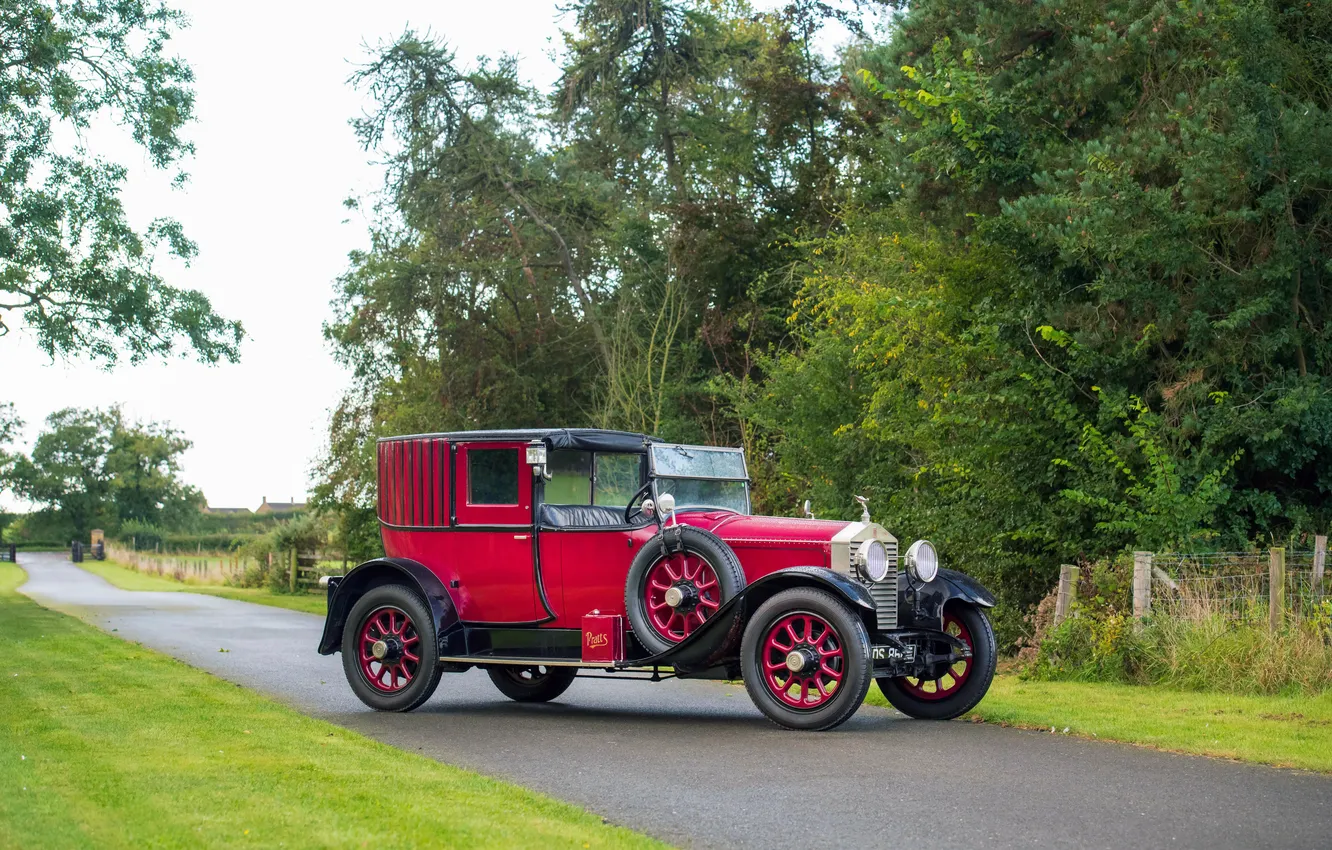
left=624, top=481, right=655, bottom=524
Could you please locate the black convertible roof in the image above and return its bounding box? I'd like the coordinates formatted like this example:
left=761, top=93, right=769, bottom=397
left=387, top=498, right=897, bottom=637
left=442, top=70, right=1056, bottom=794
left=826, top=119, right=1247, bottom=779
left=381, top=428, right=659, bottom=453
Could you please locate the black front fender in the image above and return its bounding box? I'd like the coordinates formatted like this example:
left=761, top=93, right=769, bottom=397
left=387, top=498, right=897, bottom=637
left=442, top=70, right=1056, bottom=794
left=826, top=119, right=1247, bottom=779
left=900, top=567, right=996, bottom=631
left=317, top=558, right=460, bottom=655
left=634, top=566, right=878, bottom=673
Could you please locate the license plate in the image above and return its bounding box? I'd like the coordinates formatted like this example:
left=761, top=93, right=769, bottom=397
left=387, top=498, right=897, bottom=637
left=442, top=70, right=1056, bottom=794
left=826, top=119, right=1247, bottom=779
left=871, top=644, right=915, bottom=662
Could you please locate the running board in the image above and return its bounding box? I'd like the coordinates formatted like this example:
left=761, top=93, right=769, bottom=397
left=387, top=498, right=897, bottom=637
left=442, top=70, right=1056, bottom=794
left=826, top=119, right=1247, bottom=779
left=438, top=655, right=660, bottom=671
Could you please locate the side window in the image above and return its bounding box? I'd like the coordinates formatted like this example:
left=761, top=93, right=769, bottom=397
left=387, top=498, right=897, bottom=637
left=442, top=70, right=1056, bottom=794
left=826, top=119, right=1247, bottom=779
left=468, top=449, right=518, bottom=505
left=594, top=453, right=641, bottom=505
left=546, top=451, right=592, bottom=504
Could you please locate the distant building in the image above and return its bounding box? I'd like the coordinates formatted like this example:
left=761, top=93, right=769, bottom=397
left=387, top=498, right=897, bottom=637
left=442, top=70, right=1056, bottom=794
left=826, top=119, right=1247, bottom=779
left=203, top=506, right=253, bottom=515
left=256, top=496, right=307, bottom=515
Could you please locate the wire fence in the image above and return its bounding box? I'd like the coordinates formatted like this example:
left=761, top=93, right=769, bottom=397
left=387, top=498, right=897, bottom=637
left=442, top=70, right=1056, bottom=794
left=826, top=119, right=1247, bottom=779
left=1146, top=545, right=1328, bottom=626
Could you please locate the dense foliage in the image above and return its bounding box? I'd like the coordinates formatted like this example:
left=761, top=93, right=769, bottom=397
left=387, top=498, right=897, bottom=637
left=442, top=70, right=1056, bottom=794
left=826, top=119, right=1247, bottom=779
left=319, top=0, right=1332, bottom=645
left=0, top=0, right=240, bottom=362
left=3, top=406, right=201, bottom=538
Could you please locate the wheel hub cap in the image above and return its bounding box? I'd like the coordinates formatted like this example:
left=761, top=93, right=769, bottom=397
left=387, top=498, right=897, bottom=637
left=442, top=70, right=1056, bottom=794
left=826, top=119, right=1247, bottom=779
left=664, top=581, right=698, bottom=611
left=785, top=649, right=815, bottom=672
left=371, top=639, right=388, bottom=660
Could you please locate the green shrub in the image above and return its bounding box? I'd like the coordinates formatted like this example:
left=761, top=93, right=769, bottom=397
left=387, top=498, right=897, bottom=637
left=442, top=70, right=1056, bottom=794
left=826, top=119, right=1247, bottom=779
left=230, top=513, right=332, bottom=593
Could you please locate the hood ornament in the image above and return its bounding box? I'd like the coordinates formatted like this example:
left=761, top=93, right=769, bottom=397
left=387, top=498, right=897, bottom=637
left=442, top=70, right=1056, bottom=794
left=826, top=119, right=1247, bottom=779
left=854, top=495, right=871, bottom=523
left=802, top=499, right=815, bottom=519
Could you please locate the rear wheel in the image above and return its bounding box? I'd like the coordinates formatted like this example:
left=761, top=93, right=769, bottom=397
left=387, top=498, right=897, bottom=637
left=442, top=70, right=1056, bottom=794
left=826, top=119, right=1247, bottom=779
left=877, top=605, right=996, bottom=720
left=341, top=584, right=443, bottom=712
left=740, top=587, right=872, bottom=731
left=486, top=665, right=578, bottom=702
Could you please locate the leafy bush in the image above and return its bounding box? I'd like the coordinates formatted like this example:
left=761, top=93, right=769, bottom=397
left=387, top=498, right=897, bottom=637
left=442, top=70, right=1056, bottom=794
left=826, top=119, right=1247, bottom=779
left=231, top=513, right=332, bottom=593
left=118, top=520, right=166, bottom=550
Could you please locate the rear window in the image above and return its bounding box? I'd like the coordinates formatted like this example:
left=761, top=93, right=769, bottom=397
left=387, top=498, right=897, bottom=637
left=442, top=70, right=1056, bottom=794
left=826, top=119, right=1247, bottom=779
left=468, top=448, right=519, bottom=505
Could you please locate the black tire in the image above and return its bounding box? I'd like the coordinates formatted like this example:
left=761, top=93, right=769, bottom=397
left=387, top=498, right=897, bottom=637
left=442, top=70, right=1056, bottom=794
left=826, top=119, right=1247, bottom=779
left=877, top=604, right=996, bottom=720
left=740, top=587, right=872, bottom=731
left=624, top=525, right=746, bottom=655
left=341, top=584, right=444, bottom=712
left=486, top=665, right=578, bottom=702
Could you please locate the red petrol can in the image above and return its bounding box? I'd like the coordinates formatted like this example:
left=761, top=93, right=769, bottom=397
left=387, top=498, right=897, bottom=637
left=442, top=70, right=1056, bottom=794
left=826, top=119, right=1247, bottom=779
left=581, top=612, right=625, bottom=664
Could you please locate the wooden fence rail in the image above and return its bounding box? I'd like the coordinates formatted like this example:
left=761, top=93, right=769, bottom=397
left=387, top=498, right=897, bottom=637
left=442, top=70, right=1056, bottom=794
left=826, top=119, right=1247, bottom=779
left=1066, top=539, right=1332, bottom=632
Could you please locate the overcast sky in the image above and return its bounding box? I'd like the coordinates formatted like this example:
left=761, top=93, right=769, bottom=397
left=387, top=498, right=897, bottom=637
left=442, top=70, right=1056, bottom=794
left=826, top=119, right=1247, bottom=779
left=2, top=1, right=569, bottom=511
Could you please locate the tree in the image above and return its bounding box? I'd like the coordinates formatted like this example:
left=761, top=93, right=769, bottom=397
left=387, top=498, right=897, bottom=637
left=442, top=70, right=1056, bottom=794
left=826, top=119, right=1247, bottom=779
left=8, top=408, right=114, bottom=536
left=103, top=408, right=202, bottom=528
left=7, top=406, right=200, bottom=536
left=0, top=1, right=242, bottom=363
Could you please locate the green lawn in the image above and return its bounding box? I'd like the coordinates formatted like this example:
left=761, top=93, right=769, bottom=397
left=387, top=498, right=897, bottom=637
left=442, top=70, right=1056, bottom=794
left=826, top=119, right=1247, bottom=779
left=80, top=557, right=327, bottom=615
left=866, top=674, right=1332, bottom=773
left=0, top=562, right=665, bottom=849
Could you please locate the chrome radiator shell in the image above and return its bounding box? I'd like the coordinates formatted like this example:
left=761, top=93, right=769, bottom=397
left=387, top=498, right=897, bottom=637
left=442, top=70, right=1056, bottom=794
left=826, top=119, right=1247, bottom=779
left=830, top=522, right=899, bottom=632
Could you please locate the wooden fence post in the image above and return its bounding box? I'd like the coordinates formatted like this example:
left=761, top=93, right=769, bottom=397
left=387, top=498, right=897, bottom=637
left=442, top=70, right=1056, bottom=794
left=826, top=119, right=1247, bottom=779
left=289, top=548, right=297, bottom=593
left=1133, top=552, right=1152, bottom=617
left=1269, top=547, right=1285, bottom=632
left=1314, top=535, right=1327, bottom=597
left=1054, top=564, right=1080, bottom=627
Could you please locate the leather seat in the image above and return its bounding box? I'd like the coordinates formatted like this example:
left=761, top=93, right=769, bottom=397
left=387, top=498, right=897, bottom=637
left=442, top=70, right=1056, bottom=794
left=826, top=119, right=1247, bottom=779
left=538, top=503, right=645, bottom=529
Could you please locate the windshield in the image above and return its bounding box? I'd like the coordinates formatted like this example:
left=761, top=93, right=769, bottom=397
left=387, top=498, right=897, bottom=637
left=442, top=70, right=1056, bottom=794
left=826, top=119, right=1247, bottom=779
left=649, top=444, right=750, bottom=514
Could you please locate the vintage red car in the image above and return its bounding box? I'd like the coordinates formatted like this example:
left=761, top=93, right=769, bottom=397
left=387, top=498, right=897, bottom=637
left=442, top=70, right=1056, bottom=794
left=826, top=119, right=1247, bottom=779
left=319, top=428, right=997, bottom=730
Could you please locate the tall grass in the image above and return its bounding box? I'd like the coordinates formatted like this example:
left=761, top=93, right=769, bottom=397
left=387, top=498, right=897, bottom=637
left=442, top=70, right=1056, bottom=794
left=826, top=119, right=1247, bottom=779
left=1025, top=555, right=1332, bottom=695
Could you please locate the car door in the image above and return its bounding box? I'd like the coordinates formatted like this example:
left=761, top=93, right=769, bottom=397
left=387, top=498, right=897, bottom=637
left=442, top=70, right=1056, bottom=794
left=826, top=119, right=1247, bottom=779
left=451, top=441, right=540, bottom=623
left=543, top=451, right=648, bottom=626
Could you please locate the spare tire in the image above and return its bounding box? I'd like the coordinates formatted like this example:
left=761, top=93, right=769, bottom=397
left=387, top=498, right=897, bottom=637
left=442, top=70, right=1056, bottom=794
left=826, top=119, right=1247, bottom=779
left=625, top=524, right=745, bottom=655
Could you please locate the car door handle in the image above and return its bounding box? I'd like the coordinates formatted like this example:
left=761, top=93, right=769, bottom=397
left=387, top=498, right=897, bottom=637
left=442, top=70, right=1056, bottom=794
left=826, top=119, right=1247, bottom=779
left=513, top=534, right=530, bottom=540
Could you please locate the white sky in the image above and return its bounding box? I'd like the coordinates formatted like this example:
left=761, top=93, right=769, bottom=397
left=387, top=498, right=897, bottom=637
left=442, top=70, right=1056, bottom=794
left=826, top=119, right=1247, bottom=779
left=1, top=1, right=568, bottom=511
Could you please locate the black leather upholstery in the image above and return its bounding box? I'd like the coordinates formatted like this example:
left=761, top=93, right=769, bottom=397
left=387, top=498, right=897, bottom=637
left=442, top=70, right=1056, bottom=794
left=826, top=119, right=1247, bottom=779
left=538, top=503, right=646, bottom=529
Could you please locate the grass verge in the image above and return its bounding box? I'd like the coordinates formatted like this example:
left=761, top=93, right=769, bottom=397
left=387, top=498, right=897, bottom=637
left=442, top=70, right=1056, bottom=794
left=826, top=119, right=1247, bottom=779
left=865, top=674, right=1332, bottom=772
left=0, top=562, right=664, bottom=849
left=80, top=557, right=327, bottom=615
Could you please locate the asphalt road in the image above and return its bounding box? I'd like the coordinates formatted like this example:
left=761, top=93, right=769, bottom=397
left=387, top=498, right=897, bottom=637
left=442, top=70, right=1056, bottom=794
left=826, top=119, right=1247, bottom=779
left=18, top=552, right=1332, bottom=849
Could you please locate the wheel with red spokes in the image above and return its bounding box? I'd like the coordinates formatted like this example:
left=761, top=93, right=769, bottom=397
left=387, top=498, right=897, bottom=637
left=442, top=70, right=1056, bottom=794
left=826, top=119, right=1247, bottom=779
left=341, top=584, right=443, bottom=712
left=625, top=526, right=745, bottom=654
left=878, top=605, right=996, bottom=720
left=644, top=552, right=722, bottom=641
left=741, top=587, right=871, bottom=731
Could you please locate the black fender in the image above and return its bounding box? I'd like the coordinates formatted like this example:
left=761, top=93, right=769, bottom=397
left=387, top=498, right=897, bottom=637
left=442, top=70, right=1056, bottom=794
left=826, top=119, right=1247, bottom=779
left=901, top=567, right=996, bottom=631
left=634, top=566, right=878, bottom=673
left=317, top=558, right=460, bottom=655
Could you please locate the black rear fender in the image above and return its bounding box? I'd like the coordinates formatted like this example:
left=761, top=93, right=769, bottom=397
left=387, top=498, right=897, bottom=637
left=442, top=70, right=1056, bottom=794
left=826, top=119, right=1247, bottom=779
left=317, top=558, right=459, bottom=655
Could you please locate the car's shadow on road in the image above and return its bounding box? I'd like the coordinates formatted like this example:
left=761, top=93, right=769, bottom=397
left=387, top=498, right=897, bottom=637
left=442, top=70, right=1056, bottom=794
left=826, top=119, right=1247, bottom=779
left=385, top=686, right=912, bottom=736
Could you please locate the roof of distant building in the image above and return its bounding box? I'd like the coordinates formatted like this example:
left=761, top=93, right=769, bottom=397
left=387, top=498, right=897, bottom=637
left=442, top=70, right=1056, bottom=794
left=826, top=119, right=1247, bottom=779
left=257, top=496, right=307, bottom=514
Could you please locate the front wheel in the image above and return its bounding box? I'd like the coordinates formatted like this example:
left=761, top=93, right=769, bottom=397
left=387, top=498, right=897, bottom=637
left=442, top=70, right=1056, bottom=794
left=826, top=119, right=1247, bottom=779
left=740, top=587, right=872, bottom=731
left=486, top=665, right=578, bottom=702
left=877, top=604, right=996, bottom=720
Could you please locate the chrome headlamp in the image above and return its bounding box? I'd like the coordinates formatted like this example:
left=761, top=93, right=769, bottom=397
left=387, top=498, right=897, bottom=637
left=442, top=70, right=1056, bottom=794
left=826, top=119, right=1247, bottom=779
left=904, top=539, right=939, bottom=583
left=854, top=539, right=891, bottom=583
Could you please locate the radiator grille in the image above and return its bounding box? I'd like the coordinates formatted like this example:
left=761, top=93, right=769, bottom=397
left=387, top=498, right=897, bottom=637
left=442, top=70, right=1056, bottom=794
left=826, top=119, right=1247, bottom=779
left=852, top=539, right=898, bottom=631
